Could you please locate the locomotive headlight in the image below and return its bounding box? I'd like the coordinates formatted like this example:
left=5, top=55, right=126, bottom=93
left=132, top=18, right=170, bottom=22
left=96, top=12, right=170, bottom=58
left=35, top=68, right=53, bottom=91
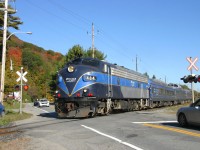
left=83, top=75, right=97, bottom=82
left=68, top=66, right=74, bottom=72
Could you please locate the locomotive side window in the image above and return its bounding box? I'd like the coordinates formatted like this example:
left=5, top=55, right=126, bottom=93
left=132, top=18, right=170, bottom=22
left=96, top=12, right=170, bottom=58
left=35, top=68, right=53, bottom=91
left=103, top=64, right=108, bottom=73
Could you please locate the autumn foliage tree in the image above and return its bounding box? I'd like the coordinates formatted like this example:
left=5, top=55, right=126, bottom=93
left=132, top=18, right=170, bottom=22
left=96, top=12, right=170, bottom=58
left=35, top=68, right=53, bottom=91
left=0, top=3, right=22, bottom=95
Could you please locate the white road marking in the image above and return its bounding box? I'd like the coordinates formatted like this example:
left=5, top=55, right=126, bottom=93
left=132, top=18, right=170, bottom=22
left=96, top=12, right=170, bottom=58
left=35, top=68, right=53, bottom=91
left=81, top=125, right=144, bottom=150
left=132, top=121, right=177, bottom=124
left=34, top=106, right=49, bottom=113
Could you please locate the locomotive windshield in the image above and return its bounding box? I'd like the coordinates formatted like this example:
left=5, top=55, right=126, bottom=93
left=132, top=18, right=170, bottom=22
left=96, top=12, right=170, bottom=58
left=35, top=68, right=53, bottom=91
left=82, top=59, right=99, bottom=67
left=67, top=58, right=100, bottom=67
left=69, top=58, right=82, bottom=65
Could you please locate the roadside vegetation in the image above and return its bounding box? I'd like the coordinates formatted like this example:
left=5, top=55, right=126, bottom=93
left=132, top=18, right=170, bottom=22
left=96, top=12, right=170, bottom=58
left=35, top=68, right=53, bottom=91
left=164, top=102, right=191, bottom=114
left=147, top=101, right=192, bottom=114
left=0, top=101, right=32, bottom=127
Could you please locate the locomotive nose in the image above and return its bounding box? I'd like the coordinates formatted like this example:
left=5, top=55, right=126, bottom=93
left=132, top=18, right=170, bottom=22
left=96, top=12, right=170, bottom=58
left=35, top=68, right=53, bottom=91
left=57, top=65, right=96, bottom=97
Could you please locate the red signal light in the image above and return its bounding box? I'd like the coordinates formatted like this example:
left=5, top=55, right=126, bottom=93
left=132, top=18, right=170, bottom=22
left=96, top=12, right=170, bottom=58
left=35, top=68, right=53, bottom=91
left=88, top=93, right=93, bottom=97
left=76, top=92, right=80, bottom=97
left=23, top=85, right=29, bottom=91
left=57, top=93, right=61, bottom=98
left=197, top=75, right=200, bottom=82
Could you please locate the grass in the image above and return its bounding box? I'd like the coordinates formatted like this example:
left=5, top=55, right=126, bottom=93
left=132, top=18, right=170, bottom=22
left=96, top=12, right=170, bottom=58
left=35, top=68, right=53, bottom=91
left=3, top=100, right=24, bottom=109
left=0, top=110, right=32, bottom=127
left=161, top=102, right=191, bottom=114
left=0, top=101, right=32, bottom=127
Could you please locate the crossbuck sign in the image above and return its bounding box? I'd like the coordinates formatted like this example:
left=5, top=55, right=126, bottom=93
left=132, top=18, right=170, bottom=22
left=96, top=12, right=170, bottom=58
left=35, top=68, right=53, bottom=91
left=16, top=71, right=28, bottom=82
left=187, top=57, right=199, bottom=71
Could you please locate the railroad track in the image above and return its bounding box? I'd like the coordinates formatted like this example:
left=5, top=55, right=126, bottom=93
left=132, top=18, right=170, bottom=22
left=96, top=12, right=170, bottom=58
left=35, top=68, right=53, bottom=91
left=0, top=126, right=22, bottom=140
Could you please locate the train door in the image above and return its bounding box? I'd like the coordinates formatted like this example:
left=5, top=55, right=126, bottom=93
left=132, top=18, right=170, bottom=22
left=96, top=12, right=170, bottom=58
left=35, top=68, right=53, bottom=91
left=107, top=66, right=112, bottom=98
left=140, top=83, right=144, bottom=98
left=103, top=64, right=112, bottom=98
left=148, top=84, right=153, bottom=108
left=103, top=64, right=112, bottom=114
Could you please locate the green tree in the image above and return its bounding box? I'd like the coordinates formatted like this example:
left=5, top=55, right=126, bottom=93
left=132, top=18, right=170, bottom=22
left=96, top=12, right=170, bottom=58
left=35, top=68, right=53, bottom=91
left=65, top=45, right=84, bottom=63
left=152, top=75, right=156, bottom=79
left=143, top=72, right=149, bottom=78
left=0, top=3, right=23, bottom=57
left=65, top=45, right=107, bottom=63
left=180, top=84, right=190, bottom=90
left=85, top=47, right=106, bottom=60
left=0, top=3, right=23, bottom=36
left=22, top=48, right=43, bottom=72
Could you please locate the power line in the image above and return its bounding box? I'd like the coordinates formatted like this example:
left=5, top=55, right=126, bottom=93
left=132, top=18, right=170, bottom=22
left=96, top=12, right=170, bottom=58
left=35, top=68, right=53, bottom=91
left=25, top=0, right=87, bottom=32
left=47, top=0, right=91, bottom=26
left=22, top=1, right=160, bottom=76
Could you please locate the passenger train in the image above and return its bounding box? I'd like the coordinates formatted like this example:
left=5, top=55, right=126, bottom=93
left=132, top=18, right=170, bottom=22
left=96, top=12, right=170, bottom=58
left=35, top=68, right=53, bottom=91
left=55, top=57, right=191, bottom=118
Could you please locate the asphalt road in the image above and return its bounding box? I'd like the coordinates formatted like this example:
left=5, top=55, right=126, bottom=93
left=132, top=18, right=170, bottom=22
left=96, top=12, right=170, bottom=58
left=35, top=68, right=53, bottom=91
left=12, top=103, right=200, bottom=150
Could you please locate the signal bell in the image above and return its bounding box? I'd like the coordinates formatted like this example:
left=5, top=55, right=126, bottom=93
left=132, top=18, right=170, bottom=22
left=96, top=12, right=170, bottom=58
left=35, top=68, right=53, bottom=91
left=14, top=85, right=20, bottom=91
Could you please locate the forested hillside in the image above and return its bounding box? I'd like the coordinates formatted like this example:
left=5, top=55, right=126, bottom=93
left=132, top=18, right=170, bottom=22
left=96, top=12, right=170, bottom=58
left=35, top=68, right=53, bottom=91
left=4, top=35, right=65, bottom=101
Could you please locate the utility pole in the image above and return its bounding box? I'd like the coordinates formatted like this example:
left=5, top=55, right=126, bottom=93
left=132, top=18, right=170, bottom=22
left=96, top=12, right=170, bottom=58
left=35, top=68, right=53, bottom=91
left=136, top=55, right=138, bottom=72
left=190, top=57, right=195, bottom=103
left=87, top=23, right=98, bottom=58
left=20, top=67, right=23, bottom=114
left=92, top=23, right=95, bottom=58
left=0, top=0, right=8, bottom=103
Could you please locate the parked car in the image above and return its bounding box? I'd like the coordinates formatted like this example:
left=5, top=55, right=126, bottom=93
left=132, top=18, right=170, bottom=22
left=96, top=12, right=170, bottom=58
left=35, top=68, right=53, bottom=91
left=33, top=100, right=39, bottom=106
left=177, top=98, right=200, bottom=127
left=33, top=98, right=49, bottom=107
left=0, top=103, right=5, bottom=117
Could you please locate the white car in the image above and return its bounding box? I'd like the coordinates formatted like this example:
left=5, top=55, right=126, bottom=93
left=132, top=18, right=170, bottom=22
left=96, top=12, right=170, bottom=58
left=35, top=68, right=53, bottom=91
left=37, top=99, right=50, bottom=107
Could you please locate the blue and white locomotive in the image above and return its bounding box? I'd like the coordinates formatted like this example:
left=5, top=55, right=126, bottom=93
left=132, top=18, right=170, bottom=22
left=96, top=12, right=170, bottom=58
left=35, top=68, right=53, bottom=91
left=55, top=57, right=191, bottom=118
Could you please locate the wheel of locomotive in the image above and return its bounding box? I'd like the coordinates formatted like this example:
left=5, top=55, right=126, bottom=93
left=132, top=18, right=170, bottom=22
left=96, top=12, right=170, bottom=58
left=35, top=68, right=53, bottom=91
left=126, top=100, right=132, bottom=112
left=88, top=112, right=96, bottom=118
left=133, top=101, right=139, bottom=110
left=178, top=113, right=188, bottom=127
left=130, top=100, right=134, bottom=111
left=88, top=106, right=97, bottom=118
left=57, top=113, right=66, bottom=119
left=105, top=107, right=112, bottom=115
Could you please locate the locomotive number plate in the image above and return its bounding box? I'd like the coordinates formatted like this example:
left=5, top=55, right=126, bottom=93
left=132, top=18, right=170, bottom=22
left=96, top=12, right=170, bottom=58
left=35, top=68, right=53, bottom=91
left=66, top=78, right=76, bottom=82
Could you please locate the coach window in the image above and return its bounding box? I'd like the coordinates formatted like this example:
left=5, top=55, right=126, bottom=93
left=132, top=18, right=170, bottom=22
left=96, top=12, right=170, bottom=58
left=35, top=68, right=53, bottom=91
left=152, top=87, right=155, bottom=94
left=160, top=88, right=164, bottom=95
left=138, top=83, right=141, bottom=88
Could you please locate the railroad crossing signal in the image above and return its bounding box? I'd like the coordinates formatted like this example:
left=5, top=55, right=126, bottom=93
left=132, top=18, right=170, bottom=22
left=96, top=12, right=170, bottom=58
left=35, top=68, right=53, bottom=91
left=187, top=57, right=199, bottom=71
left=16, top=70, right=28, bottom=82
left=181, top=74, right=200, bottom=83
left=23, top=85, right=29, bottom=91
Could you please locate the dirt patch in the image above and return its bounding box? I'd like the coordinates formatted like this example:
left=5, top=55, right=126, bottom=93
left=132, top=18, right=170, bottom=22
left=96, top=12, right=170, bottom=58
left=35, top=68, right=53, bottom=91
left=0, top=137, right=31, bottom=150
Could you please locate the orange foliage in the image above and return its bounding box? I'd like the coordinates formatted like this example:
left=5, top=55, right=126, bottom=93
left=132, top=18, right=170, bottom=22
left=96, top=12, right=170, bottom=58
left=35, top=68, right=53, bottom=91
left=8, top=47, right=22, bottom=66
left=44, top=52, right=63, bottom=61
